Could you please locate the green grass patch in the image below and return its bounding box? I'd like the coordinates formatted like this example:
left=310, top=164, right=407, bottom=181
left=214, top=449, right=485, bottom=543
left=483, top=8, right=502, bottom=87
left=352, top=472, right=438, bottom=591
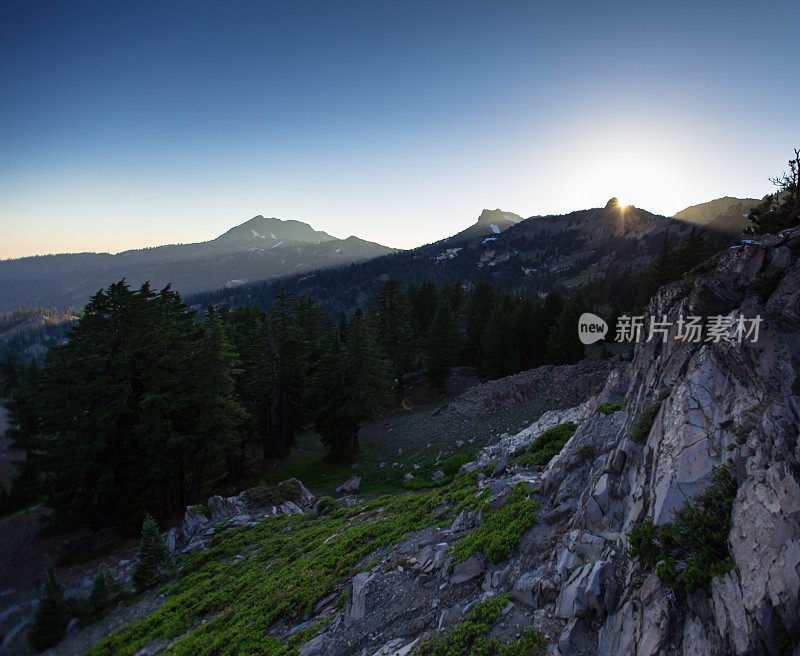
left=514, top=422, right=577, bottom=468
left=449, top=483, right=538, bottom=565
left=627, top=461, right=738, bottom=595
left=83, top=473, right=488, bottom=656
left=597, top=400, right=626, bottom=415
left=414, top=594, right=546, bottom=656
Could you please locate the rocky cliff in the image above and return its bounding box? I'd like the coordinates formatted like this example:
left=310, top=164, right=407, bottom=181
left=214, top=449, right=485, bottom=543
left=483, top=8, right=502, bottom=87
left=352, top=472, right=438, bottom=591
left=313, top=227, right=800, bottom=655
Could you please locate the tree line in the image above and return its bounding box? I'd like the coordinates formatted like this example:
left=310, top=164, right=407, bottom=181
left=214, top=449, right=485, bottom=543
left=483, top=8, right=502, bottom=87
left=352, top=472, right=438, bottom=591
left=2, top=273, right=594, bottom=531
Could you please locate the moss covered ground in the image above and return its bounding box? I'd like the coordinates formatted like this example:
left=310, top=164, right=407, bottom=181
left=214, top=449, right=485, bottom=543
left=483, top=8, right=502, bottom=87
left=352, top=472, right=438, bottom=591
left=83, top=468, right=539, bottom=656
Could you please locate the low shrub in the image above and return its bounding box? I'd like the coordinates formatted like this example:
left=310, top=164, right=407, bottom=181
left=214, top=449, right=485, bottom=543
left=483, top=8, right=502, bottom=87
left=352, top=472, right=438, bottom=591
left=750, top=267, right=784, bottom=303
left=516, top=422, right=577, bottom=468
left=597, top=400, right=626, bottom=415
left=242, top=479, right=303, bottom=507
left=414, top=594, right=546, bottom=656
left=627, top=461, right=738, bottom=594
left=84, top=476, right=486, bottom=656
left=449, top=483, right=538, bottom=565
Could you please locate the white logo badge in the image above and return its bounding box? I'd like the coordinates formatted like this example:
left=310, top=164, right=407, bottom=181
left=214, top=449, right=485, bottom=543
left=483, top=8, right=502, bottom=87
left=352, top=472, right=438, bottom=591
left=578, top=313, right=608, bottom=345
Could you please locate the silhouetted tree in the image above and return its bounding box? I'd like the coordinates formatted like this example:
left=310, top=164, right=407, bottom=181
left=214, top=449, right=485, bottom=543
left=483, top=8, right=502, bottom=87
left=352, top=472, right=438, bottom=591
left=747, top=148, right=800, bottom=234
left=370, top=276, right=415, bottom=390
left=312, top=315, right=393, bottom=461
left=426, top=298, right=463, bottom=392
left=545, top=293, right=587, bottom=365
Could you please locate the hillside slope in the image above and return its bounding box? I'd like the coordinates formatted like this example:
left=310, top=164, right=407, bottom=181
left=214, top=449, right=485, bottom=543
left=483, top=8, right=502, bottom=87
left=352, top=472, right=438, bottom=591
left=673, top=196, right=760, bottom=236
left=23, top=228, right=797, bottom=656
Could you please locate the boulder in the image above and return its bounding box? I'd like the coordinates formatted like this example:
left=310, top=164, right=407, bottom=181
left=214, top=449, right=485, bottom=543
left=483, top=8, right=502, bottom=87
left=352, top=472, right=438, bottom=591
left=450, top=554, right=486, bottom=584
left=182, top=507, right=211, bottom=540
left=337, top=476, right=362, bottom=493
left=298, top=633, right=329, bottom=656
left=208, top=494, right=248, bottom=524
left=347, top=572, right=373, bottom=621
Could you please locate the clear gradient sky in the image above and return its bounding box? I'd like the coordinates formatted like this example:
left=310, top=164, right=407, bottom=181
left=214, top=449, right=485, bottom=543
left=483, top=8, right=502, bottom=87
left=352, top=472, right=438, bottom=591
left=1, top=0, right=798, bottom=259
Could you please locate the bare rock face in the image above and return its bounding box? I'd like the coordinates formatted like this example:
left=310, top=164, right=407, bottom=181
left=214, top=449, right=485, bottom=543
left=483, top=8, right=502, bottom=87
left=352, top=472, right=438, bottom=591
left=538, top=228, right=800, bottom=655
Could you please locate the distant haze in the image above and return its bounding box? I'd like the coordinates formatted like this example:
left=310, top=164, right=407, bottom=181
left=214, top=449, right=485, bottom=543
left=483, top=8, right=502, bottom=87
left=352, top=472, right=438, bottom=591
left=1, top=0, right=798, bottom=259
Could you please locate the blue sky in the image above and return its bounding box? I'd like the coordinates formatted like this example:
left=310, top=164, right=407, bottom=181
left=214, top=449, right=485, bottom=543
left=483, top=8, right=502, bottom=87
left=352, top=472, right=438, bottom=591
left=1, top=0, right=798, bottom=258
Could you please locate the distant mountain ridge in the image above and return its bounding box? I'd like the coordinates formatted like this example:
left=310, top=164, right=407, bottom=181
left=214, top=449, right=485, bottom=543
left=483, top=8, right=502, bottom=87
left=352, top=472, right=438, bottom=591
left=0, top=216, right=395, bottom=313
left=673, top=196, right=760, bottom=236
left=191, top=199, right=749, bottom=318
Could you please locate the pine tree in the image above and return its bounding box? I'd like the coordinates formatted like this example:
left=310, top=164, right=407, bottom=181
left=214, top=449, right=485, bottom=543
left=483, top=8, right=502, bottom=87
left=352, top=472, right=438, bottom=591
left=479, top=294, right=515, bottom=380
left=511, top=297, right=538, bottom=371
left=747, top=148, right=800, bottom=235
left=28, top=560, right=69, bottom=651
left=408, top=281, right=438, bottom=331
left=262, top=291, right=311, bottom=459
left=465, top=282, right=496, bottom=365
left=0, top=351, right=23, bottom=397
left=132, top=514, right=174, bottom=592
left=6, top=281, right=247, bottom=528
left=643, top=232, right=678, bottom=301
left=312, top=315, right=393, bottom=461
left=545, top=293, right=587, bottom=365
left=370, top=276, right=415, bottom=390
left=88, top=563, right=125, bottom=616
left=530, top=291, right=563, bottom=368
left=426, top=298, right=463, bottom=392
left=678, top=226, right=708, bottom=270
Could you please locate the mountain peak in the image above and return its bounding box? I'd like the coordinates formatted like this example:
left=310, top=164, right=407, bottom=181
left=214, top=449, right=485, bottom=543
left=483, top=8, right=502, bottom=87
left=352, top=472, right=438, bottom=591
left=476, top=209, right=522, bottom=225
left=446, top=209, right=523, bottom=242
left=605, top=197, right=620, bottom=209
left=216, top=216, right=337, bottom=246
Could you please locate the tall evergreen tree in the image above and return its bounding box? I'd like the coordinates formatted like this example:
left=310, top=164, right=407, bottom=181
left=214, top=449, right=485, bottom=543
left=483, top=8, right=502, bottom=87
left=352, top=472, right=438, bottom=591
left=678, top=226, right=708, bottom=270
left=479, top=293, right=515, bottom=380
left=545, top=293, right=587, bottom=365
left=0, top=351, right=23, bottom=397
left=262, top=291, right=311, bottom=460
left=465, top=282, right=497, bottom=365
left=370, top=276, right=415, bottom=390
left=426, top=298, right=463, bottom=392
left=408, top=281, right=438, bottom=332
left=530, top=291, right=563, bottom=368
left=511, top=296, right=539, bottom=372
left=7, top=281, right=246, bottom=529
left=312, top=315, right=393, bottom=461
left=644, top=232, right=678, bottom=301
